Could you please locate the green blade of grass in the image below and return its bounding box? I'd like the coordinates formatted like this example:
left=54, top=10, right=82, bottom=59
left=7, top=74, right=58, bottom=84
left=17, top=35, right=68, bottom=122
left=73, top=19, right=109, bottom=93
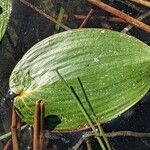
left=56, top=70, right=106, bottom=150
left=93, top=115, right=111, bottom=150
left=54, top=7, right=65, bottom=33
left=0, top=125, right=27, bottom=141
left=77, top=77, right=111, bottom=150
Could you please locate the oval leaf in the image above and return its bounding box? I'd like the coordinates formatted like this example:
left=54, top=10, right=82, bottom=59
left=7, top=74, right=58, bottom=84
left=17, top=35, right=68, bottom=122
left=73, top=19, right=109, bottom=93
left=0, top=0, right=10, bottom=41
left=9, top=29, right=150, bottom=131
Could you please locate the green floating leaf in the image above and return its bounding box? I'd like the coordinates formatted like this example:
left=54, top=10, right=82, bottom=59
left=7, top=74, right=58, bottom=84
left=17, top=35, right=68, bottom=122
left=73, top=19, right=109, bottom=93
left=0, top=0, right=10, bottom=41
left=9, top=29, right=150, bottom=131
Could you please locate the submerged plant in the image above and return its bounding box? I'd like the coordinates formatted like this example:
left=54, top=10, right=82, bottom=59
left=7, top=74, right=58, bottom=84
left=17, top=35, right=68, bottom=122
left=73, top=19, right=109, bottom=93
left=0, top=0, right=10, bottom=41
left=9, top=28, right=150, bottom=131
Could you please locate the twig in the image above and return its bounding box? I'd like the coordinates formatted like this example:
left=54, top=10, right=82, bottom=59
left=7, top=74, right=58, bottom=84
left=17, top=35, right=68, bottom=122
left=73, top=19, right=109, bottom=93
left=104, top=131, right=150, bottom=138
left=33, top=100, right=45, bottom=150
left=88, top=0, right=150, bottom=32
left=33, top=100, right=40, bottom=150
left=73, top=131, right=150, bottom=150
left=3, top=139, right=12, bottom=150
left=79, top=9, right=94, bottom=28
left=11, top=104, right=19, bottom=150
left=39, top=102, right=45, bottom=150
left=128, top=0, right=150, bottom=7
left=85, top=138, right=92, bottom=150
left=66, top=14, right=149, bottom=24
left=19, top=0, right=70, bottom=31
left=73, top=15, right=127, bottom=23
left=122, top=11, right=150, bottom=33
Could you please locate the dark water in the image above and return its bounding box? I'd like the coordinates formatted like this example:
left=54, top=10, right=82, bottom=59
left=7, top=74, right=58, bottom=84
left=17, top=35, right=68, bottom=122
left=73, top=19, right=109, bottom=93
left=0, top=0, right=150, bottom=149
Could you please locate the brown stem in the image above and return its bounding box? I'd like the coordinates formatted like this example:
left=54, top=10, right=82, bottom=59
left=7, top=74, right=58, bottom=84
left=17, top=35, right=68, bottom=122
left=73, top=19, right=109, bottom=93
left=19, top=0, right=70, bottom=30
left=74, top=15, right=126, bottom=23
left=3, top=139, right=12, bottom=150
left=39, top=102, right=45, bottom=150
left=11, top=104, right=19, bottom=150
left=122, top=11, right=150, bottom=33
left=68, top=14, right=149, bottom=24
left=73, top=130, right=150, bottom=150
left=107, top=131, right=150, bottom=138
left=129, top=0, right=150, bottom=7
left=85, top=138, right=92, bottom=150
left=33, top=100, right=45, bottom=150
left=88, top=0, right=150, bottom=32
left=33, top=100, right=41, bottom=150
left=79, top=9, right=94, bottom=28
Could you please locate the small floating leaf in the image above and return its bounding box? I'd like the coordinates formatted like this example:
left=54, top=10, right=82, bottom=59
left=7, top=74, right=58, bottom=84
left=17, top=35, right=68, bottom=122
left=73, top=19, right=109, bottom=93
left=0, top=0, right=11, bottom=41
left=9, top=29, right=150, bottom=131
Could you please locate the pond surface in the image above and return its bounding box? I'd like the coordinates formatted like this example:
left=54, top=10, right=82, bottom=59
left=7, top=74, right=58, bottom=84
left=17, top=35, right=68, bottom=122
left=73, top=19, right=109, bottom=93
left=0, top=0, right=150, bottom=149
